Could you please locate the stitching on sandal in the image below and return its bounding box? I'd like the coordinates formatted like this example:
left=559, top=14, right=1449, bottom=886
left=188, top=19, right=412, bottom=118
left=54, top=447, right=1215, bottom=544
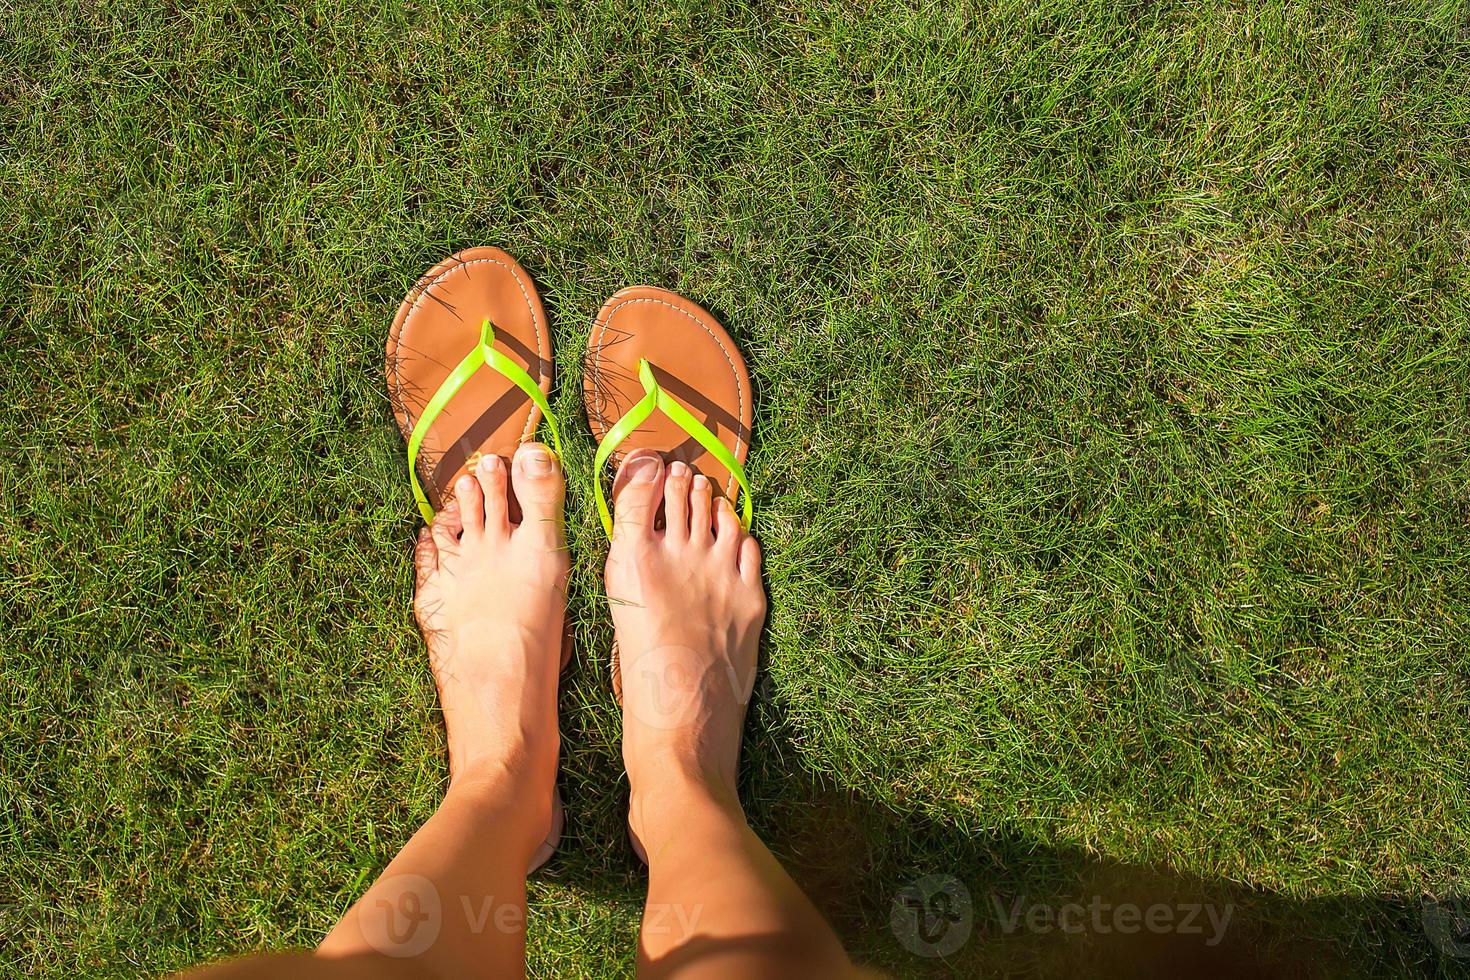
left=389, top=253, right=546, bottom=493
left=590, top=293, right=748, bottom=498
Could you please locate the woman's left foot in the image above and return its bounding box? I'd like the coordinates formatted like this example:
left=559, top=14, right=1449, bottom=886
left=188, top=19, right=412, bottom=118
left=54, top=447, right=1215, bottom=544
left=413, top=442, right=569, bottom=789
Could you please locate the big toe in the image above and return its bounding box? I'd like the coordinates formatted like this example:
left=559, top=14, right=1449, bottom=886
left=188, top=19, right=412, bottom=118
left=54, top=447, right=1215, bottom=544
left=612, top=450, right=665, bottom=541
left=511, top=442, right=565, bottom=542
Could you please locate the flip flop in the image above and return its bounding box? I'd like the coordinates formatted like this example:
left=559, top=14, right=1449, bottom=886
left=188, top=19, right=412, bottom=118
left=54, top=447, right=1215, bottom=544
left=583, top=286, right=755, bottom=864
left=386, top=246, right=565, bottom=872
left=387, top=246, right=563, bottom=521
left=583, top=285, right=754, bottom=537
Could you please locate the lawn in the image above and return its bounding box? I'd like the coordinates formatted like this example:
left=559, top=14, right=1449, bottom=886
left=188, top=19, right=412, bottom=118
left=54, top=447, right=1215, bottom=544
left=3, top=0, right=1468, bottom=976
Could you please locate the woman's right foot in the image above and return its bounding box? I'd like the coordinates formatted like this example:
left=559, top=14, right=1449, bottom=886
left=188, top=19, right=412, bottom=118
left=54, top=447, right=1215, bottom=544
left=605, top=451, right=767, bottom=837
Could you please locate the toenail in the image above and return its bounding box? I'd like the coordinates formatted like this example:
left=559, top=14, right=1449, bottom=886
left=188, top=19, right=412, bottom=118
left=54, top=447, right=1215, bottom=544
left=626, top=455, right=661, bottom=484
left=457, top=475, right=475, bottom=492
left=693, top=474, right=710, bottom=489
left=669, top=461, right=689, bottom=478
left=519, top=446, right=555, bottom=475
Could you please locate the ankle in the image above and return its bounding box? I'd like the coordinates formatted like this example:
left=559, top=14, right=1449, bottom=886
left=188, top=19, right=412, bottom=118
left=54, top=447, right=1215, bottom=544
left=439, top=674, right=560, bottom=784
left=450, top=739, right=556, bottom=799
left=628, top=755, right=743, bottom=844
left=446, top=756, right=555, bottom=832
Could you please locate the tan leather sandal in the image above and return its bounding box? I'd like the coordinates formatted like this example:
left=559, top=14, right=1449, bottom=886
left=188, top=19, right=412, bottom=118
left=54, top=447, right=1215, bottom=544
left=583, top=285, right=753, bottom=537
left=387, top=246, right=562, bottom=523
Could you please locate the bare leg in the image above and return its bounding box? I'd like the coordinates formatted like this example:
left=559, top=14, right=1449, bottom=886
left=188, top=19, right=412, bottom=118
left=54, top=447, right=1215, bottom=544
left=607, top=452, right=855, bottom=980
left=182, top=444, right=568, bottom=980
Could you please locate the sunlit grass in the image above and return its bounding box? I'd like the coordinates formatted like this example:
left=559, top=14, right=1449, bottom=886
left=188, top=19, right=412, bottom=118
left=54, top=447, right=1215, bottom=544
left=2, top=0, right=1467, bottom=976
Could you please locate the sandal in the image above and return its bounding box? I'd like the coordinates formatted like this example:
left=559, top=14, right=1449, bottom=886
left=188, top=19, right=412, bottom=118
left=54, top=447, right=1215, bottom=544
left=387, top=247, right=562, bottom=522
left=582, top=285, right=753, bottom=537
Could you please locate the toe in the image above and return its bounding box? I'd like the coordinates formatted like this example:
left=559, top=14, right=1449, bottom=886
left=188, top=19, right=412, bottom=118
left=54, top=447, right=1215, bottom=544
left=689, top=474, right=714, bottom=544
left=663, top=461, right=692, bottom=541
left=414, top=526, right=438, bottom=587
left=713, top=494, right=741, bottom=553
left=739, top=535, right=763, bottom=587
left=612, top=450, right=665, bottom=541
left=455, top=474, right=485, bottom=538
left=477, top=454, right=510, bottom=535
left=431, top=498, right=463, bottom=554
left=512, top=442, right=565, bottom=543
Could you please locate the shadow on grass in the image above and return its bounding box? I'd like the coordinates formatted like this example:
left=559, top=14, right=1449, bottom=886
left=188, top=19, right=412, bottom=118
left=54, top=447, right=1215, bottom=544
left=546, top=623, right=1461, bottom=979
left=736, top=694, right=1457, bottom=979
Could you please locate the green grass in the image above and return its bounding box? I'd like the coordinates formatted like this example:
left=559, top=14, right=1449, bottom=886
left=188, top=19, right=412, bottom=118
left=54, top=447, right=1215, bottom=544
left=3, top=0, right=1469, bottom=976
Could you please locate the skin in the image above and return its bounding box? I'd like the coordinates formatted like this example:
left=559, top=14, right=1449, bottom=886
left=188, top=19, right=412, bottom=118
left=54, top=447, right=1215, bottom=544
left=179, top=444, right=854, bottom=980
left=609, top=451, right=854, bottom=979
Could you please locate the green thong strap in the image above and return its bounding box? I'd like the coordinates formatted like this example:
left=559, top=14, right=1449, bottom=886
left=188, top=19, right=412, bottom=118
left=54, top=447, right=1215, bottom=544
left=593, top=358, right=752, bottom=537
left=407, top=318, right=563, bottom=523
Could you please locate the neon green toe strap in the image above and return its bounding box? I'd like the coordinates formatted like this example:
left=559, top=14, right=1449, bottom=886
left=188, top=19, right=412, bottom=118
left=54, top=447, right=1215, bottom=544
left=593, top=358, right=752, bottom=537
left=407, top=318, right=562, bottom=523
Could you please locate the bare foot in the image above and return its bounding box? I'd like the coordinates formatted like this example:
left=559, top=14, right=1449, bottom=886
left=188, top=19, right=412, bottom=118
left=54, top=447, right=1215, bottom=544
left=414, top=442, right=569, bottom=794
left=605, top=451, right=766, bottom=840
